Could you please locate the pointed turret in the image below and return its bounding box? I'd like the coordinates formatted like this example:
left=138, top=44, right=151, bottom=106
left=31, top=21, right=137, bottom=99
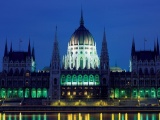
left=49, top=26, right=61, bottom=100
left=131, top=37, right=135, bottom=56
left=32, top=46, right=35, bottom=61
left=10, top=42, right=12, bottom=53
left=80, top=9, right=84, bottom=26
left=4, top=39, right=8, bottom=56
left=51, top=26, right=60, bottom=66
left=100, top=28, right=109, bottom=71
left=28, top=39, right=31, bottom=56
left=100, top=28, right=110, bottom=99
left=157, top=37, right=159, bottom=55
left=154, top=40, right=157, bottom=54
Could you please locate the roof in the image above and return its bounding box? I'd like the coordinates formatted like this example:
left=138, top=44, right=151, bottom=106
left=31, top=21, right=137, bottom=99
left=69, top=25, right=95, bottom=46
left=8, top=51, right=30, bottom=62
left=134, top=51, right=156, bottom=61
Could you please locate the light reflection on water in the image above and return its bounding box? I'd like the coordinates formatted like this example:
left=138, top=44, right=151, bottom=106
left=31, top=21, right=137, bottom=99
left=0, top=112, right=159, bottom=120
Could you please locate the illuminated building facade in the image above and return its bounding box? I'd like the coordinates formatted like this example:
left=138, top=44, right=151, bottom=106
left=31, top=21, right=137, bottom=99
left=49, top=12, right=110, bottom=100
left=0, top=41, right=49, bottom=99
left=1, top=11, right=160, bottom=102
left=110, top=38, right=160, bottom=99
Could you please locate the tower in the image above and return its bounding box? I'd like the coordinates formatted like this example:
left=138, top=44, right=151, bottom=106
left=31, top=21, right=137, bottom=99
left=3, top=38, right=36, bottom=74
left=31, top=45, right=36, bottom=72
left=3, top=39, right=9, bottom=72
left=130, top=37, right=135, bottom=72
left=100, top=29, right=110, bottom=98
left=49, top=27, right=61, bottom=100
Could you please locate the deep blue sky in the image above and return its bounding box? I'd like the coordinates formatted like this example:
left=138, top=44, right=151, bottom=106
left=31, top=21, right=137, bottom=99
left=0, top=0, right=160, bottom=71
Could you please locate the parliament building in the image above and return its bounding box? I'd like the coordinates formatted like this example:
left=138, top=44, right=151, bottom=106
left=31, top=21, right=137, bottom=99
left=0, top=11, right=160, bottom=104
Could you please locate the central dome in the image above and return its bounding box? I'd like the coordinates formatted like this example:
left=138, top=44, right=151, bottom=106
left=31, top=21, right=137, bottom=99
left=63, top=11, right=99, bottom=70
left=69, top=13, right=95, bottom=46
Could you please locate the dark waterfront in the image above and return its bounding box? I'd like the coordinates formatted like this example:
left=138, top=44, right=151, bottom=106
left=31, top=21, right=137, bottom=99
left=1, top=112, right=160, bottom=120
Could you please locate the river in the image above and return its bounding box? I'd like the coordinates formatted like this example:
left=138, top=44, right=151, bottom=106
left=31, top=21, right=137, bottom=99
left=0, top=112, right=160, bottom=120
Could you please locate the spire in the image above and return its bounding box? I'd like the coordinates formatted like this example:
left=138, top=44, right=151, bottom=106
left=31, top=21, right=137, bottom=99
left=10, top=42, right=12, bottom=53
left=51, top=26, right=60, bottom=69
left=100, top=28, right=109, bottom=71
left=102, top=28, right=107, bottom=46
left=154, top=40, right=157, bottom=54
left=157, top=37, right=159, bottom=55
left=55, top=26, right=58, bottom=42
left=28, top=38, right=31, bottom=56
left=4, top=38, right=8, bottom=56
left=80, top=8, right=84, bottom=26
left=131, top=37, right=135, bottom=56
left=32, top=46, right=35, bottom=61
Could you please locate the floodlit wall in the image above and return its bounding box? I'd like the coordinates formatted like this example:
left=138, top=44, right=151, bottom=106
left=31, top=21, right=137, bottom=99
left=61, top=74, right=100, bottom=86
left=110, top=87, right=159, bottom=99
left=0, top=88, right=48, bottom=98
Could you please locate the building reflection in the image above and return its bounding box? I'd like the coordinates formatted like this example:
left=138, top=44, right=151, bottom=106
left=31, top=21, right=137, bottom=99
left=0, top=112, right=159, bottom=120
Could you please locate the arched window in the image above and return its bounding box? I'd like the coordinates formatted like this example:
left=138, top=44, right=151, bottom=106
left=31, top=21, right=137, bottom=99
left=83, top=75, right=88, bottom=86
left=7, top=88, right=12, bottom=98
left=139, top=68, right=143, bottom=74
left=80, top=57, right=83, bottom=69
left=61, top=75, right=66, bottom=85
left=95, top=75, right=100, bottom=85
left=13, top=89, right=18, bottom=98
left=42, top=88, right=47, bottom=98
left=20, top=68, right=24, bottom=75
left=103, top=78, right=106, bottom=85
left=89, top=75, right=94, bottom=85
left=75, top=57, right=77, bottom=69
left=25, top=88, right=30, bottom=98
left=37, top=88, right=42, bottom=98
left=54, top=78, right=57, bottom=85
left=31, top=88, right=36, bottom=98
left=9, top=68, right=13, bottom=75
left=1, top=88, right=6, bottom=98
left=77, top=75, right=82, bottom=86
left=144, top=68, right=148, bottom=74
left=150, top=68, right=154, bottom=74
left=66, top=75, right=71, bottom=85
left=115, top=88, right=119, bottom=98
left=72, top=75, right=77, bottom=86
left=86, top=58, right=88, bottom=69
left=18, top=88, right=23, bottom=98
left=15, top=68, right=19, bottom=75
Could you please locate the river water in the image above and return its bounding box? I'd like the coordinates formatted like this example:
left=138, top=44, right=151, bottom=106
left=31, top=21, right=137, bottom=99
left=0, top=112, right=159, bottom=120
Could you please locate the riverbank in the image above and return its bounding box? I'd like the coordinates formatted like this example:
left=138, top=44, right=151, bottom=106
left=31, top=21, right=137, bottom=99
left=1, top=106, right=160, bottom=113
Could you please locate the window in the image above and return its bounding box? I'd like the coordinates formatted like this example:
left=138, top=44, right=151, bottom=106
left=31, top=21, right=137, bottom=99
left=54, top=78, right=57, bottom=85
left=26, top=73, right=30, bottom=77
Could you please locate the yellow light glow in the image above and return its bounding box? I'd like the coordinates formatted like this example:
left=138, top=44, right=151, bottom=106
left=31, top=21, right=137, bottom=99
left=74, top=114, right=76, bottom=120
left=125, top=113, right=128, bottom=120
left=112, top=114, right=114, bottom=120
left=19, top=113, right=22, bottom=120
left=100, top=113, right=102, bottom=120
left=3, top=113, right=5, bottom=120
left=119, top=113, right=121, bottom=120
left=68, top=114, right=72, bottom=120
left=138, top=113, right=140, bottom=120
left=79, top=113, right=82, bottom=120
left=87, top=114, right=90, bottom=120
left=58, top=113, right=60, bottom=120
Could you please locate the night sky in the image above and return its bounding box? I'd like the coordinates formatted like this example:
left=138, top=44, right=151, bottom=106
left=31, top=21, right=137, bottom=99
left=0, top=0, right=160, bottom=71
